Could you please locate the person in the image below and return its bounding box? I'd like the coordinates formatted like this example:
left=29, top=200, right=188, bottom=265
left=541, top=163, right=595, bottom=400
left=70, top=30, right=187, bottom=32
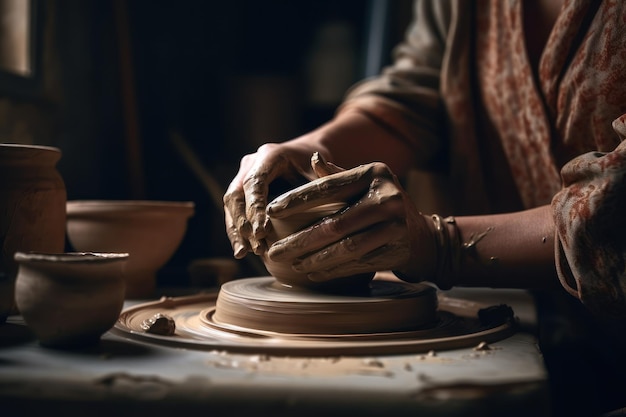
left=223, top=1, right=626, bottom=415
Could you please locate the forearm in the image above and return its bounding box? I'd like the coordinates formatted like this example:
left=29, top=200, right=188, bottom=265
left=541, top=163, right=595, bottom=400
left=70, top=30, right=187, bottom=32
left=293, top=111, right=418, bottom=178
left=454, top=205, right=560, bottom=290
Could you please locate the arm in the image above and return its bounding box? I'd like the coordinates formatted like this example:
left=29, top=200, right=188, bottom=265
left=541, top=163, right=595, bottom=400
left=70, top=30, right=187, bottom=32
left=552, top=118, right=626, bottom=319
left=268, top=116, right=626, bottom=319
left=266, top=159, right=560, bottom=292
left=454, top=206, right=560, bottom=290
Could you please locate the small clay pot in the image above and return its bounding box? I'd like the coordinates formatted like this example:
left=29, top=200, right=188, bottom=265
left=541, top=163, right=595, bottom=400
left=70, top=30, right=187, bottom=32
left=14, top=252, right=128, bottom=348
left=263, top=202, right=374, bottom=292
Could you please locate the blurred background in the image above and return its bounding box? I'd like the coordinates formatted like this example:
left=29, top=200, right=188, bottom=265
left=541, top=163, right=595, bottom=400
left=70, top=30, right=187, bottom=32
left=0, top=0, right=412, bottom=287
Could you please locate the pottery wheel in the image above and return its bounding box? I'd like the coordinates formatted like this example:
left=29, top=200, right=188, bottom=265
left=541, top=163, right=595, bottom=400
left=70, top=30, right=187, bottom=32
left=212, top=277, right=438, bottom=335
left=113, top=277, right=517, bottom=356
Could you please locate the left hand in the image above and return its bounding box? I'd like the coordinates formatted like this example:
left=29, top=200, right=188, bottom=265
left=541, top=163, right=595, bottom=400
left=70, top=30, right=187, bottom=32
left=265, top=154, right=437, bottom=284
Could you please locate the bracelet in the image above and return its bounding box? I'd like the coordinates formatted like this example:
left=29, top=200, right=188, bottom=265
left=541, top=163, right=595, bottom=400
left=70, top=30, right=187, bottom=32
left=430, top=214, right=462, bottom=290
left=393, top=213, right=462, bottom=289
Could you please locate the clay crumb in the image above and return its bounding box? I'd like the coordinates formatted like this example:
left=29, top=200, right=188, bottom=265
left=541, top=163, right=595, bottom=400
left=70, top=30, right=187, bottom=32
left=417, top=373, right=432, bottom=382
left=474, top=341, right=491, bottom=351
left=362, top=358, right=385, bottom=368
left=249, top=354, right=271, bottom=363
left=140, top=313, right=176, bottom=335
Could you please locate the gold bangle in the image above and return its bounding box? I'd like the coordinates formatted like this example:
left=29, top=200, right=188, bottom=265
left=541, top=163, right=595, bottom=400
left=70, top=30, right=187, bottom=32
left=393, top=213, right=462, bottom=289
left=430, top=214, right=461, bottom=289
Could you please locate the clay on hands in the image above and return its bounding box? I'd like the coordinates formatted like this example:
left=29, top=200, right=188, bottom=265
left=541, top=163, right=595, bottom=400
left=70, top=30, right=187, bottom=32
left=265, top=154, right=438, bottom=286
left=223, top=143, right=320, bottom=259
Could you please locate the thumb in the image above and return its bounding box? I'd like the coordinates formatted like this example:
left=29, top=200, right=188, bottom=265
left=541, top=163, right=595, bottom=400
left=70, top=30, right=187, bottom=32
left=311, top=152, right=346, bottom=178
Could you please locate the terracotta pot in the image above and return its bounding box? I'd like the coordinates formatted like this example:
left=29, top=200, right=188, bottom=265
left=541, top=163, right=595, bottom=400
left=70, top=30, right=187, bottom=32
left=0, top=144, right=67, bottom=323
left=14, top=251, right=128, bottom=348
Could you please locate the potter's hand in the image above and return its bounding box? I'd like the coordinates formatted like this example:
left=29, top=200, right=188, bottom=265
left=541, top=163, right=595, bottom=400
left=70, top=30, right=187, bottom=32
left=265, top=158, right=440, bottom=285
left=223, top=143, right=322, bottom=259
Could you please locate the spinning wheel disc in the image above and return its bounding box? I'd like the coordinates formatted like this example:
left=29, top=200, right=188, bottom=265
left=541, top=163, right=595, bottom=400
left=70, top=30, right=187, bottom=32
left=113, top=277, right=517, bottom=356
left=213, top=277, right=439, bottom=335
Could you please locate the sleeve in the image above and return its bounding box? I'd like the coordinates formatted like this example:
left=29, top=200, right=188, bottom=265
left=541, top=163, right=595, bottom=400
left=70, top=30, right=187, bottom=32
left=551, top=115, right=626, bottom=319
left=336, top=0, right=453, bottom=169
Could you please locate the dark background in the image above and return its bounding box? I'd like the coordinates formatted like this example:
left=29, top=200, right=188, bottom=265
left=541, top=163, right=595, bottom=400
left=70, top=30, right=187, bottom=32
left=0, top=0, right=412, bottom=286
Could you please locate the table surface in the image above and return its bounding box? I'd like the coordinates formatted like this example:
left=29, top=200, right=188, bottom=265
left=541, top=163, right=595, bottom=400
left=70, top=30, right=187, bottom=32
left=0, top=285, right=551, bottom=417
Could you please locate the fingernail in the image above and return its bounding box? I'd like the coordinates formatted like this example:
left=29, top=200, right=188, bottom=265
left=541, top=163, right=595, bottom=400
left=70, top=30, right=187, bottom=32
left=252, top=220, right=267, bottom=237
left=251, top=239, right=267, bottom=255
left=307, top=272, right=327, bottom=282
left=234, top=244, right=246, bottom=259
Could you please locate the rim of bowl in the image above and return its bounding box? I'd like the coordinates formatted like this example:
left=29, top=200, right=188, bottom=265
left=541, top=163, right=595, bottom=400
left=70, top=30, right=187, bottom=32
left=0, top=143, right=61, bottom=153
left=66, top=200, right=195, bottom=214
left=14, top=252, right=130, bottom=263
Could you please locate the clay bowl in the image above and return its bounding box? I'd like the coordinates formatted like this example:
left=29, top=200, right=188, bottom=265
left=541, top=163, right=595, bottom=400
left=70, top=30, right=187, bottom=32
left=14, top=251, right=128, bottom=348
left=263, top=202, right=374, bottom=292
left=66, top=200, right=195, bottom=298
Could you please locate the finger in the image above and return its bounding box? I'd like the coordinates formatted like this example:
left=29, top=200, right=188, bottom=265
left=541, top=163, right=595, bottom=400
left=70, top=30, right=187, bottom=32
left=267, top=163, right=385, bottom=218
left=311, top=151, right=345, bottom=177
left=242, top=149, right=300, bottom=240
left=243, top=172, right=271, bottom=241
left=293, top=222, right=408, bottom=275
left=224, top=154, right=257, bottom=239
left=224, top=207, right=250, bottom=259
left=267, top=180, right=406, bottom=261
left=249, top=236, right=267, bottom=256
left=306, top=240, right=411, bottom=283
left=223, top=165, right=255, bottom=257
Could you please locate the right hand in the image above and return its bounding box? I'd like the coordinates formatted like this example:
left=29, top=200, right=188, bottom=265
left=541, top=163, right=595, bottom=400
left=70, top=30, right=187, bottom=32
left=264, top=159, right=438, bottom=286
left=223, top=142, right=326, bottom=259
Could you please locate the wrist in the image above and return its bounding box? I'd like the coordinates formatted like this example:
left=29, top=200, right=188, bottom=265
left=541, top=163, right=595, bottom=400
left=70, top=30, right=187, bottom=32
left=392, top=212, right=438, bottom=284
left=430, top=214, right=462, bottom=290
left=393, top=213, right=462, bottom=290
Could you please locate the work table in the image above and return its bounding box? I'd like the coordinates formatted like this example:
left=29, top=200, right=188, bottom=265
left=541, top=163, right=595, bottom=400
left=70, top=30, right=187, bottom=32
left=0, top=287, right=550, bottom=417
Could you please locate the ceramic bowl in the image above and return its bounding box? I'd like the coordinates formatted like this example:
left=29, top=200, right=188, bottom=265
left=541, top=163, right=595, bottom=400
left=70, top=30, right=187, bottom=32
left=66, top=200, right=195, bottom=298
left=14, top=251, right=128, bottom=348
left=263, top=202, right=374, bottom=291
